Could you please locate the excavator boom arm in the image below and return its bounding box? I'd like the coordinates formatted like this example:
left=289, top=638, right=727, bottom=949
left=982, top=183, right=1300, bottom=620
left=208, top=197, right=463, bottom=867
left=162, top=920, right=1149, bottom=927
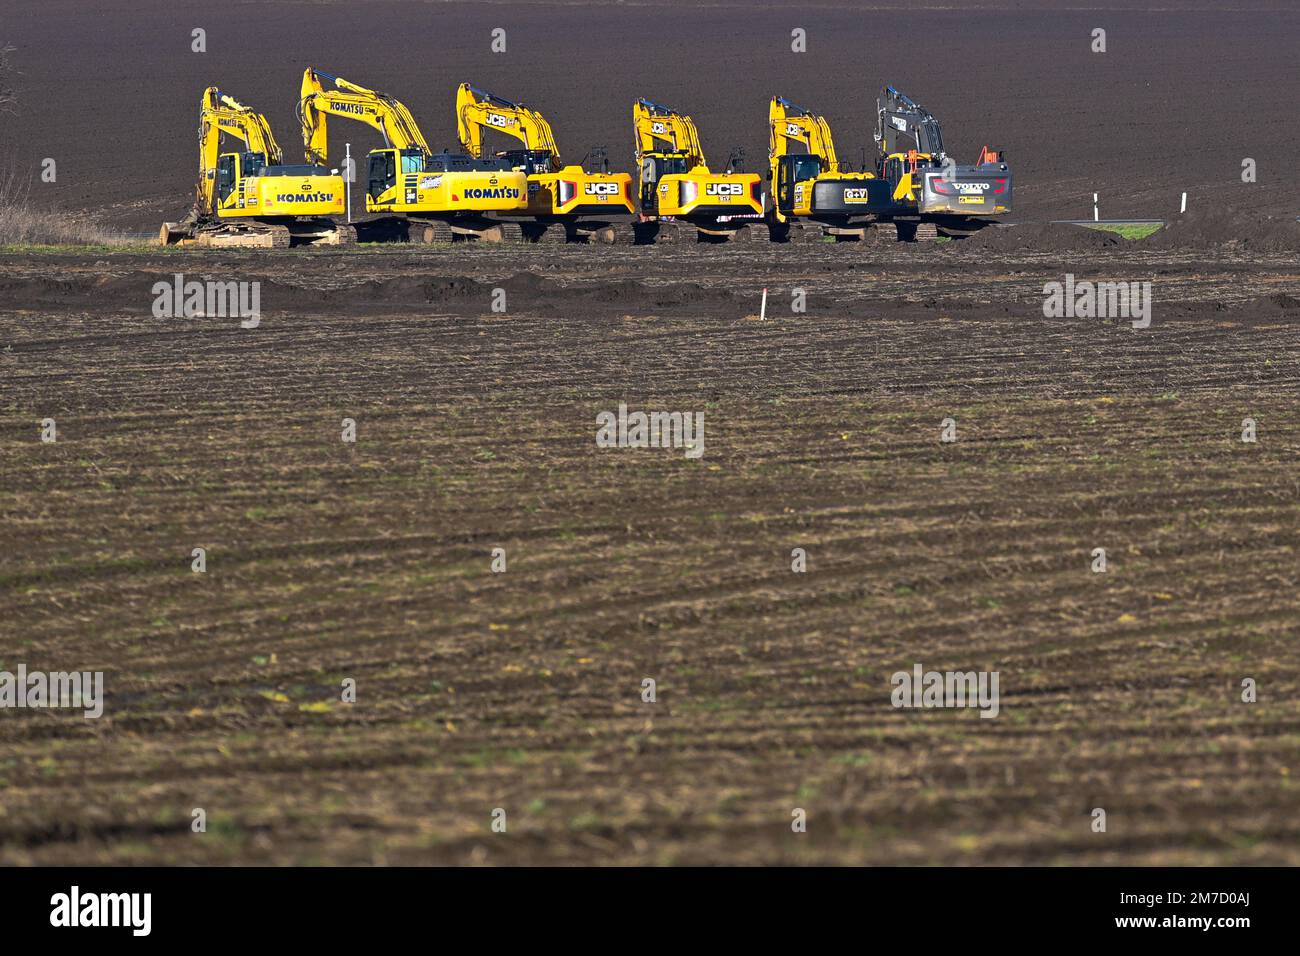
left=875, top=85, right=945, bottom=159
left=197, top=86, right=284, bottom=211
left=298, top=68, right=431, bottom=166
left=768, top=96, right=839, bottom=171
left=633, top=98, right=706, bottom=168
left=455, top=83, right=560, bottom=164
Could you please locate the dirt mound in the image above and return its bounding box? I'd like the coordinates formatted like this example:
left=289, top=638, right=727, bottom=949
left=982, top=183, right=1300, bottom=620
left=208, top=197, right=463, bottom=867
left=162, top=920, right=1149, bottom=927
left=0, top=270, right=737, bottom=315
left=1231, top=292, right=1300, bottom=316
left=964, top=222, right=1122, bottom=253
left=0, top=271, right=189, bottom=304
left=315, top=275, right=485, bottom=305
left=1144, top=208, right=1300, bottom=252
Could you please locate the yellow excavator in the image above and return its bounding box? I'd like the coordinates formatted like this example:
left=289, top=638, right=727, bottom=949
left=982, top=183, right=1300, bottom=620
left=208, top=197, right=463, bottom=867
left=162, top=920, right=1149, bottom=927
left=632, top=99, right=763, bottom=243
left=161, top=86, right=352, bottom=247
left=767, top=96, right=896, bottom=243
left=298, top=68, right=528, bottom=242
left=455, top=84, right=634, bottom=243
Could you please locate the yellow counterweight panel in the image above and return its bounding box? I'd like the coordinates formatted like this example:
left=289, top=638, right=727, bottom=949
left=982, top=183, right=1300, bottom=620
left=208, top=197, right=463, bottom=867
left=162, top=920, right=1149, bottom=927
left=231, top=174, right=347, bottom=218
left=657, top=171, right=762, bottom=218
left=366, top=169, right=529, bottom=214
left=512, top=167, right=634, bottom=217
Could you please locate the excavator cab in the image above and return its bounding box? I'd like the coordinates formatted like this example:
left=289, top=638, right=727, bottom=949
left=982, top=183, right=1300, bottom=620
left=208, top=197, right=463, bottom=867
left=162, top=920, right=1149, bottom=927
left=880, top=154, right=906, bottom=192
left=774, top=154, right=822, bottom=214
left=213, top=151, right=277, bottom=208
left=497, top=149, right=553, bottom=175
left=367, top=149, right=399, bottom=201
left=368, top=147, right=456, bottom=199
left=638, top=153, right=690, bottom=213
left=215, top=154, right=238, bottom=205
left=880, top=150, right=933, bottom=203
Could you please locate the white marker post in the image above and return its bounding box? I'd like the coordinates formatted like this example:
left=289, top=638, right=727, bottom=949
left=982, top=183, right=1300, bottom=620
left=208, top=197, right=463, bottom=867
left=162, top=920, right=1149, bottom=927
left=1180, top=191, right=1187, bottom=214
left=344, top=143, right=354, bottom=224
left=760, top=287, right=768, bottom=321
left=1093, top=193, right=1099, bottom=222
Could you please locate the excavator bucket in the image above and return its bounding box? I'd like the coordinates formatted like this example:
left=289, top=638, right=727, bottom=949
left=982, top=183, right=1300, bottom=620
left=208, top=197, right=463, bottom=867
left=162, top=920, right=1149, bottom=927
left=159, top=222, right=192, bottom=245
left=159, top=208, right=202, bottom=245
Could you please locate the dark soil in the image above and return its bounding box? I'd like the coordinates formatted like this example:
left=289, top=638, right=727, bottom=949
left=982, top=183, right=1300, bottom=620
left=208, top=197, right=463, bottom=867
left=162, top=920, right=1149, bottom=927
left=3, top=0, right=1299, bottom=867
left=2, top=240, right=1299, bottom=865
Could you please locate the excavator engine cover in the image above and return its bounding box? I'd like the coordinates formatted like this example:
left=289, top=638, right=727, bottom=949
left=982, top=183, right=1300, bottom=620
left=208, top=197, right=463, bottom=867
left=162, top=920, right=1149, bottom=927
left=805, top=178, right=895, bottom=216
left=917, top=164, right=1012, bottom=216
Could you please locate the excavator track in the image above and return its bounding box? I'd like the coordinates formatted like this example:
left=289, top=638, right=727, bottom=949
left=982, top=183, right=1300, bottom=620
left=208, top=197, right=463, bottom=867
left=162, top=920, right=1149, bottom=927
left=497, top=222, right=532, bottom=243
left=764, top=220, right=818, bottom=244
left=893, top=220, right=940, bottom=242
left=632, top=220, right=677, bottom=244
left=601, top=223, right=636, bottom=244
left=500, top=221, right=582, bottom=243
left=406, top=218, right=455, bottom=244
left=536, top=223, right=566, bottom=244
left=287, top=218, right=354, bottom=247
left=824, top=225, right=871, bottom=242
left=449, top=217, right=506, bottom=243
left=788, top=223, right=822, bottom=244
left=264, top=225, right=293, bottom=248
left=935, top=219, right=993, bottom=240
left=162, top=218, right=292, bottom=249
left=567, top=222, right=621, bottom=245
left=695, top=218, right=764, bottom=243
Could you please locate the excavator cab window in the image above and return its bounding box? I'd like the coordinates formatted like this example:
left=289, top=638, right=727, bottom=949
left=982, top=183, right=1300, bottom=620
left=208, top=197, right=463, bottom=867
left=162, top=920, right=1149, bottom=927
left=498, top=149, right=552, bottom=175
left=216, top=154, right=238, bottom=204
left=781, top=155, right=821, bottom=184
left=399, top=149, right=424, bottom=175
left=638, top=155, right=674, bottom=213
left=242, top=151, right=267, bottom=179
left=660, top=156, right=689, bottom=178
left=882, top=155, right=904, bottom=188
left=368, top=150, right=397, bottom=200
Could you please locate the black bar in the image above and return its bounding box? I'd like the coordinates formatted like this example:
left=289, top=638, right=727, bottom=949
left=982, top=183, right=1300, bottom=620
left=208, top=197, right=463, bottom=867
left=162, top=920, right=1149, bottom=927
left=0, top=866, right=1272, bottom=942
